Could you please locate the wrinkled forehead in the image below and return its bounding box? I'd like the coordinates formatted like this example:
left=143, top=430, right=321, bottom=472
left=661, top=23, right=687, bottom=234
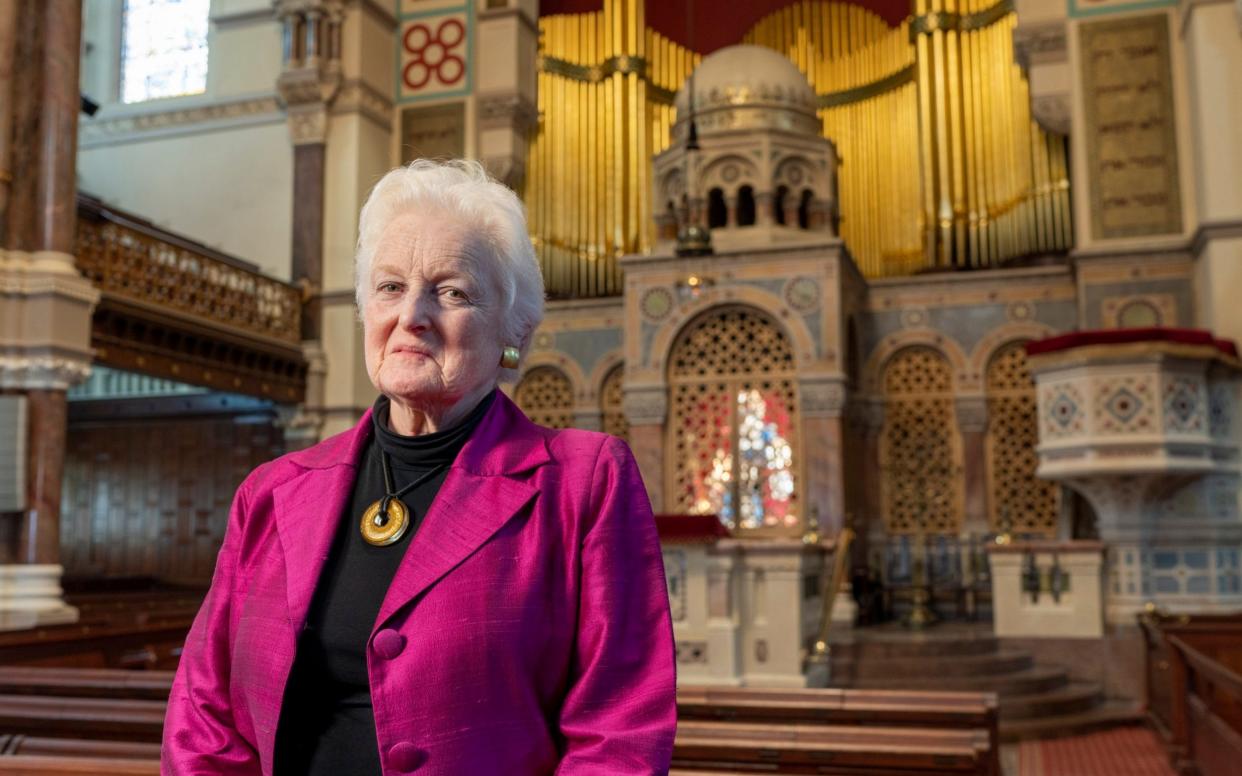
left=371, top=209, right=496, bottom=279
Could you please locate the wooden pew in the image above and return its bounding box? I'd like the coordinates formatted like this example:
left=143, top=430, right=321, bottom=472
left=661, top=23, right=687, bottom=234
left=678, top=686, right=999, bottom=776
left=1140, top=610, right=1242, bottom=776
left=0, top=735, right=160, bottom=760
left=0, top=756, right=159, bottom=775
left=673, top=719, right=990, bottom=774
left=0, top=620, right=192, bottom=670
left=0, top=696, right=165, bottom=743
left=0, top=668, right=173, bottom=701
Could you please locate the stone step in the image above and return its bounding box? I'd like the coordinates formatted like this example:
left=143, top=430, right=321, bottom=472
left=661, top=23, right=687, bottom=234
left=836, top=649, right=1034, bottom=679
left=836, top=665, right=1069, bottom=697
left=999, top=701, right=1146, bottom=742
left=1000, top=681, right=1103, bottom=721
left=832, top=634, right=1000, bottom=660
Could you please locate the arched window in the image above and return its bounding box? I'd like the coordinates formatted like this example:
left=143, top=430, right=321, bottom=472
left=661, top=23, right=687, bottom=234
left=121, top=0, right=211, bottom=103
left=985, top=342, right=1060, bottom=535
left=707, top=188, right=727, bottom=229
left=668, top=307, right=799, bottom=531
left=773, top=185, right=789, bottom=225
left=600, top=364, right=628, bottom=442
left=797, top=189, right=814, bottom=229
left=879, top=347, right=963, bottom=534
left=736, top=186, right=756, bottom=227
left=514, top=366, right=573, bottom=429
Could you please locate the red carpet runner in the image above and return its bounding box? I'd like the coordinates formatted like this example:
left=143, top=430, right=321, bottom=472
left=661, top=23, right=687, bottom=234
left=1017, top=726, right=1176, bottom=776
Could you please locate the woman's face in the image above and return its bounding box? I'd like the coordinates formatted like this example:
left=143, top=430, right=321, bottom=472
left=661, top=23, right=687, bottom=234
left=362, top=209, right=507, bottom=415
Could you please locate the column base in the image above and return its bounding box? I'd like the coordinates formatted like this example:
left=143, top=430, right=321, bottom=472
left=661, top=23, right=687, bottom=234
left=0, top=564, right=79, bottom=632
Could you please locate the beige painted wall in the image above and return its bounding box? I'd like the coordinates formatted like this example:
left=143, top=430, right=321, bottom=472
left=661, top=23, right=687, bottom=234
left=77, top=0, right=292, bottom=281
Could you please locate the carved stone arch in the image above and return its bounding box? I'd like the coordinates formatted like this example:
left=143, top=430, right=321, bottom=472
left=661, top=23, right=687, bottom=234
left=664, top=304, right=801, bottom=531
left=773, top=155, right=819, bottom=190
left=700, top=154, right=759, bottom=192
left=646, top=286, right=818, bottom=378
left=861, top=329, right=970, bottom=394
left=968, top=321, right=1057, bottom=381
left=586, top=349, right=624, bottom=402
left=518, top=349, right=587, bottom=401
left=513, top=363, right=575, bottom=429
left=659, top=167, right=686, bottom=204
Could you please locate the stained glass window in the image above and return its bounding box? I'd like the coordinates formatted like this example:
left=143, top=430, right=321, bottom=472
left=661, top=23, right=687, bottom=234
left=668, top=307, right=800, bottom=531
left=121, top=0, right=210, bottom=104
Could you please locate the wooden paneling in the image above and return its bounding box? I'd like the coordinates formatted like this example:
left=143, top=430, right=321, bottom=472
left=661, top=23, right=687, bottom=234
left=61, top=415, right=284, bottom=582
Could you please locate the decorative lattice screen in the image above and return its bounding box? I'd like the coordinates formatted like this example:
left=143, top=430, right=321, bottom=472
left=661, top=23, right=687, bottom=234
left=600, top=364, right=628, bottom=441
left=514, top=366, right=573, bottom=429
left=879, top=346, right=963, bottom=534
left=668, top=307, right=799, bottom=531
left=986, top=342, right=1060, bottom=535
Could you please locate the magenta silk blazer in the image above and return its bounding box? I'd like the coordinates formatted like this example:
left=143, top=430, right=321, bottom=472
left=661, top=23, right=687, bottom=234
left=162, top=391, right=676, bottom=775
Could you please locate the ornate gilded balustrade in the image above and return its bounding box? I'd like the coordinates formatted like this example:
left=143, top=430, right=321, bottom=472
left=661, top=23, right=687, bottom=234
left=74, top=194, right=307, bottom=403
left=76, top=196, right=300, bottom=345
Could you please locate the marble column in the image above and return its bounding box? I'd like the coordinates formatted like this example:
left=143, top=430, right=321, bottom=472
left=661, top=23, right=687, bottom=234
left=623, top=385, right=667, bottom=512
left=275, top=0, right=343, bottom=441
left=799, top=377, right=848, bottom=535
left=955, top=395, right=991, bottom=536
left=0, top=0, right=98, bottom=630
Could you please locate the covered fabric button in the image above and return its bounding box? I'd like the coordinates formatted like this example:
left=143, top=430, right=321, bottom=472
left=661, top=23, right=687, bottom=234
left=373, top=628, right=405, bottom=659
left=387, top=741, right=426, bottom=772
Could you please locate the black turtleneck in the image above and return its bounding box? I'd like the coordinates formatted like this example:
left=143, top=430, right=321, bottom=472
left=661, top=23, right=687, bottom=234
left=274, top=392, right=495, bottom=776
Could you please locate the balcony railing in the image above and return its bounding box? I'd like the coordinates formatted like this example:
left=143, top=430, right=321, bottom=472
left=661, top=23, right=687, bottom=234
left=75, top=194, right=300, bottom=346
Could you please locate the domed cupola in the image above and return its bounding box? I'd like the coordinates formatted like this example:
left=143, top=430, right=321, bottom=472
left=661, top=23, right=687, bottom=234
left=654, top=44, right=839, bottom=252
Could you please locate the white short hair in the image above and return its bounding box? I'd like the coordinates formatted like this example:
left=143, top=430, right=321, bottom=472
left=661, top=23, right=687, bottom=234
left=355, top=159, right=545, bottom=380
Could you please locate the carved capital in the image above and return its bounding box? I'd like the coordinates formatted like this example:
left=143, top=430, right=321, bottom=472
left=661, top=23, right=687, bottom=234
left=1013, top=20, right=1068, bottom=69
left=285, top=102, right=331, bottom=145
left=477, top=92, right=538, bottom=133
left=800, top=377, right=848, bottom=418
left=624, top=385, right=667, bottom=426
left=0, top=354, right=93, bottom=391
left=955, top=395, right=989, bottom=433
left=1031, top=94, right=1071, bottom=136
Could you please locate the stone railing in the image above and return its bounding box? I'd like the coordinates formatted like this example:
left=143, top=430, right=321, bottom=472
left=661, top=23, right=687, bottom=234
left=75, top=194, right=301, bottom=346
left=986, top=540, right=1105, bottom=638
left=657, top=514, right=835, bottom=688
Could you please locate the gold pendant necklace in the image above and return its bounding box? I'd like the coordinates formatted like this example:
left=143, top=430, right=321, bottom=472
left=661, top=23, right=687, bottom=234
left=359, top=451, right=444, bottom=547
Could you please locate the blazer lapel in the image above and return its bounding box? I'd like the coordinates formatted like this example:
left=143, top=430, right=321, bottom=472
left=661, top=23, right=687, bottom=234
left=273, top=464, right=358, bottom=630
left=372, top=391, right=550, bottom=631
left=273, top=411, right=373, bottom=630
left=373, top=469, right=538, bottom=631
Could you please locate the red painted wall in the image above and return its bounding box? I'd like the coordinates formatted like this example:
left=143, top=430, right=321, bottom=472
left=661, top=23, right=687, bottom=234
left=538, top=0, right=911, bottom=54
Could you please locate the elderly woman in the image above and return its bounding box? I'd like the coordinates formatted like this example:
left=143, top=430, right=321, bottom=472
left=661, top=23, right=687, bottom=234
left=162, top=160, right=676, bottom=775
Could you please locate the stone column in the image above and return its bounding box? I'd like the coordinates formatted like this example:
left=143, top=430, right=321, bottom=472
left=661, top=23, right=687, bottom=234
left=799, top=377, right=847, bottom=533
left=855, top=399, right=886, bottom=553
left=0, top=0, right=99, bottom=630
left=955, top=395, right=991, bottom=536
left=274, top=0, right=343, bottom=441
left=623, top=385, right=667, bottom=511
left=476, top=0, right=539, bottom=189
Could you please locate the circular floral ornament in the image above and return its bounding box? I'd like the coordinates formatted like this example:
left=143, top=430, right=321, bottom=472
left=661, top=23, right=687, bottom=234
left=783, top=276, right=820, bottom=313
left=641, top=287, right=674, bottom=322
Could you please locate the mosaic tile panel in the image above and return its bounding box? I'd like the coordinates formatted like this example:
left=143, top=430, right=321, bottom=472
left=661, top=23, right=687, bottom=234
left=1093, top=376, right=1157, bottom=434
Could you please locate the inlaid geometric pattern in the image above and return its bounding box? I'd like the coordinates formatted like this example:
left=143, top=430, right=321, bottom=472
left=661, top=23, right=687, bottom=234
left=1041, top=382, right=1085, bottom=439
left=1094, top=376, right=1156, bottom=434
left=879, top=346, right=963, bottom=534
left=985, top=343, right=1060, bottom=535
left=600, top=364, right=629, bottom=441
left=1162, top=376, right=1206, bottom=434
left=514, top=366, right=573, bottom=429
left=668, top=307, right=799, bottom=531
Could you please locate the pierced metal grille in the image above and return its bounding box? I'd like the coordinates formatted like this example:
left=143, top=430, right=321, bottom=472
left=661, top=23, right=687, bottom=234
left=514, top=366, right=573, bottom=429
left=879, top=346, right=963, bottom=534
left=986, top=342, right=1060, bottom=535
left=668, top=307, right=799, bottom=531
